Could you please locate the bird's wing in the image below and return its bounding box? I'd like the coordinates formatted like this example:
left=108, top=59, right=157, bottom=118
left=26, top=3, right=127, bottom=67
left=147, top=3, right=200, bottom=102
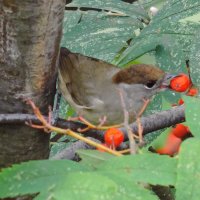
left=58, top=47, right=119, bottom=109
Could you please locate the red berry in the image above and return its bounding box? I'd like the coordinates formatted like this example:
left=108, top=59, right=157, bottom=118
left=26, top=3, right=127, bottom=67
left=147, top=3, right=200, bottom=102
left=186, top=87, right=198, bottom=96
left=104, top=128, right=124, bottom=147
left=178, top=98, right=184, bottom=105
left=170, top=74, right=191, bottom=92
left=156, top=133, right=182, bottom=156
left=172, top=124, right=190, bottom=138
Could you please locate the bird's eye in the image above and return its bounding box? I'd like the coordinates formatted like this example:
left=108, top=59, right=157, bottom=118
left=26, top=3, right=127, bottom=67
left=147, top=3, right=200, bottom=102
left=145, top=80, right=157, bottom=89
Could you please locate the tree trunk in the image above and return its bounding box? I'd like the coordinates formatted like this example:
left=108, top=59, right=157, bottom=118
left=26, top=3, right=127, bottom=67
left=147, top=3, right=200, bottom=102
left=0, top=0, right=65, bottom=168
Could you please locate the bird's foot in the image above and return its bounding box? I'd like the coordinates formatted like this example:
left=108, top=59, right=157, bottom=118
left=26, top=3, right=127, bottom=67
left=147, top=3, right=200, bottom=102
left=68, top=116, right=91, bottom=132
left=25, top=99, right=52, bottom=133
left=68, top=115, right=123, bottom=132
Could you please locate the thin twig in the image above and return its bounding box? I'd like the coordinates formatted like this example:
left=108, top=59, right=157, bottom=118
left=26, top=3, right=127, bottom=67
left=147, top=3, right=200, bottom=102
left=136, top=118, right=144, bottom=144
left=26, top=100, right=122, bottom=157
left=137, top=99, right=150, bottom=118
left=118, top=149, right=130, bottom=154
left=136, top=99, right=150, bottom=144
left=68, top=116, right=123, bottom=131
left=118, top=89, right=137, bottom=154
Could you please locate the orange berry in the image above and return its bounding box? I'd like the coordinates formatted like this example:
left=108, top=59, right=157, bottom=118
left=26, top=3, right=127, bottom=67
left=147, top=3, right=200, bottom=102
left=172, top=124, right=190, bottom=138
left=178, top=98, right=184, bottom=105
left=186, top=87, right=198, bottom=96
left=170, top=73, right=191, bottom=92
left=104, top=128, right=124, bottom=147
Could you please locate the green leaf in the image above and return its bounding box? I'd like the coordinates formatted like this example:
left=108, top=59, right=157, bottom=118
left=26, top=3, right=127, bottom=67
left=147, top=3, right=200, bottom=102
left=62, top=0, right=146, bottom=62
left=97, top=153, right=177, bottom=186
left=161, top=90, right=181, bottom=106
left=179, top=13, right=200, bottom=25
left=137, top=0, right=166, bottom=11
left=189, top=27, right=200, bottom=86
left=66, top=105, right=75, bottom=117
left=161, top=96, right=174, bottom=110
left=144, top=92, right=162, bottom=116
left=62, top=14, right=142, bottom=62
left=183, top=95, right=200, bottom=137
left=117, top=0, right=200, bottom=70
left=77, top=149, right=115, bottom=169
left=176, top=138, right=200, bottom=200
left=143, top=129, right=164, bottom=145
left=58, top=96, right=69, bottom=119
left=0, top=160, right=88, bottom=199
left=147, top=127, right=172, bottom=150
left=50, top=142, right=69, bottom=157
left=0, top=160, right=159, bottom=200
left=47, top=172, right=159, bottom=200
left=67, top=0, right=149, bottom=19
left=62, top=11, right=82, bottom=29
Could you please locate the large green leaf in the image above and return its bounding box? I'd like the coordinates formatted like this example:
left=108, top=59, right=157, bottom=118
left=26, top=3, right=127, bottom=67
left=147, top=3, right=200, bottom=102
left=183, top=95, right=200, bottom=137
left=176, top=138, right=200, bottom=200
left=77, top=149, right=115, bottom=169
left=97, top=153, right=177, bottom=186
left=0, top=160, right=88, bottom=199
left=136, top=0, right=166, bottom=11
left=62, top=15, right=141, bottom=62
left=67, top=0, right=149, bottom=19
left=114, top=0, right=200, bottom=107
left=0, top=159, right=159, bottom=200
left=189, top=27, right=200, bottom=86
left=117, top=0, right=200, bottom=73
left=39, top=172, right=159, bottom=200
left=146, top=127, right=172, bottom=149
left=62, top=0, right=145, bottom=62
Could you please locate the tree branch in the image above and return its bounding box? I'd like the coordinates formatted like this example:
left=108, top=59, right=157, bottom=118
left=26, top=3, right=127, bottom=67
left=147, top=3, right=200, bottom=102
left=0, top=105, right=185, bottom=141
left=50, top=137, right=98, bottom=160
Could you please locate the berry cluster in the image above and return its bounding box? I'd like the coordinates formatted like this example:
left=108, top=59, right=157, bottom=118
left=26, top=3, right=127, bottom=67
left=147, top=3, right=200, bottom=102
left=155, top=73, right=198, bottom=156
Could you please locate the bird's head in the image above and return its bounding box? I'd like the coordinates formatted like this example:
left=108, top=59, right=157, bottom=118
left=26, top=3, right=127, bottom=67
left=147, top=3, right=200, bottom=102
left=112, top=64, right=175, bottom=97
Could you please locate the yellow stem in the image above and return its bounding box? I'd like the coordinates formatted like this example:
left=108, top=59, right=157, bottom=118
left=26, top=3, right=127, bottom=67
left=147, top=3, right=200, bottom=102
left=79, top=117, right=123, bottom=130
left=54, top=127, right=122, bottom=156
left=118, top=149, right=130, bottom=154
left=30, top=103, right=122, bottom=156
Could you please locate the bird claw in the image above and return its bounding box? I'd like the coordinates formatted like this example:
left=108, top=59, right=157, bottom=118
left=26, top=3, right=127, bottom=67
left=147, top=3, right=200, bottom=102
left=68, top=115, right=122, bottom=131
left=25, top=120, right=45, bottom=129
left=25, top=99, right=52, bottom=132
left=98, top=116, right=107, bottom=127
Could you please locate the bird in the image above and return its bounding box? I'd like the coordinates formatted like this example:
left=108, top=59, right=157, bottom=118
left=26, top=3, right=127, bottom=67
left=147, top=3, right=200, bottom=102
left=58, top=47, right=174, bottom=126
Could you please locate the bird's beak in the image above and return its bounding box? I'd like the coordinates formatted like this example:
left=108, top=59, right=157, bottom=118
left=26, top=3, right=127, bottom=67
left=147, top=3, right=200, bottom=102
left=160, top=74, right=178, bottom=89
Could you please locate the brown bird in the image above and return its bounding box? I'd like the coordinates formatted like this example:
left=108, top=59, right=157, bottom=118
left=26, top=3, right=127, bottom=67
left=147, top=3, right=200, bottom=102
left=58, top=47, right=174, bottom=125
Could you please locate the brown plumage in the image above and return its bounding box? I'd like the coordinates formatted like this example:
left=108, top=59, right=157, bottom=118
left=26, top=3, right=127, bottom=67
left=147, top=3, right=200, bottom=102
left=112, top=64, right=164, bottom=85
left=58, top=47, right=170, bottom=125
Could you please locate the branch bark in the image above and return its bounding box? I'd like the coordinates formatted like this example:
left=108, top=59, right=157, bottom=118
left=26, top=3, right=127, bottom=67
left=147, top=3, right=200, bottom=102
left=0, top=0, right=65, bottom=168
left=0, top=105, right=185, bottom=140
